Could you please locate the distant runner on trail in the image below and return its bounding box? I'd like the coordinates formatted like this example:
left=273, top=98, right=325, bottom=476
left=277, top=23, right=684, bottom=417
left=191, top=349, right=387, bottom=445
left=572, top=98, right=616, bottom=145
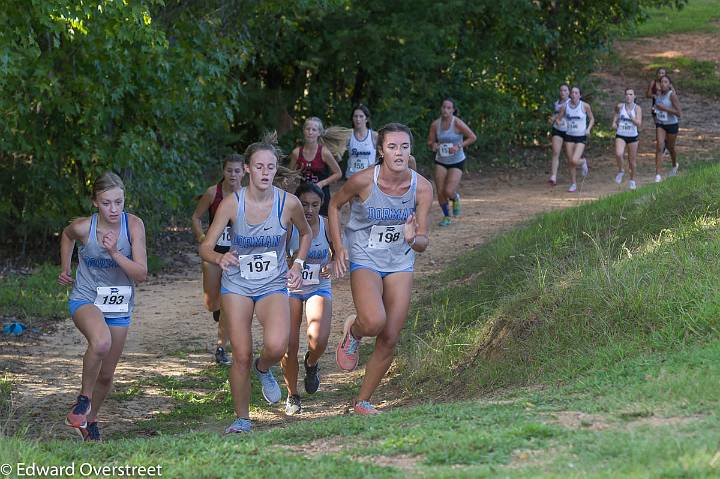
left=611, top=88, right=643, bottom=191
left=59, top=171, right=148, bottom=442
left=653, top=75, right=682, bottom=182
left=199, top=135, right=311, bottom=434
left=329, top=123, right=433, bottom=415
left=557, top=86, right=594, bottom=193
left=427, top=98, right=476, bottom=227
left=344, top=104, right=378, bottom=179
left=548, top=84, right=570, bottom=186
left=191, top=153, right=244, bottom=365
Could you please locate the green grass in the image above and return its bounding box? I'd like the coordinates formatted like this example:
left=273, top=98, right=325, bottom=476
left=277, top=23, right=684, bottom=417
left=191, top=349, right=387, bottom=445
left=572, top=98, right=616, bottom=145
left=0, top=263, right=68, bottom=320
left=628, top=0, right=720, bottom=37
left=648, top=56, right=720, bottom=98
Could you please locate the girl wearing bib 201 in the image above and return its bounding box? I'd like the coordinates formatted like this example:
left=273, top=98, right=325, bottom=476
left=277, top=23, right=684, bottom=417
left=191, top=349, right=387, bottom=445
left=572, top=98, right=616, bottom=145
left=329, top=123, right=433, bottom=415
left=281, top=182, right=335, bottom=415
left=200, top=138, right=311, bottom=434
left=557, top=86, right=595, bottom=193
left=191, top=154, right=244, bottom=365
left=58, top=172, right=148, bottom=441
left=345, top=104, right=378, bottom=179
left=548, top=84, right=570, bottom=186
left=611, top=88, right=643, bottom=190
left=653, top=75, right=682, bottom=182
left=427, top=98, right=476, bottom=227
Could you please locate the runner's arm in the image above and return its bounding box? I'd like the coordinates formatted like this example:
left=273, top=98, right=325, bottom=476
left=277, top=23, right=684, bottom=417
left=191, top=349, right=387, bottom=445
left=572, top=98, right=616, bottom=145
left=191, top=187, right=214, bottom=243
left=407, top=176, right=433, bottom=253
left=58, top=218, right=88, bottom=285
left=427, top=121, right=438, bottom=152
left=455, top=118, right=477, bottom=149
left=199, top=194, right=239, bottom=269
left=611, top=104, right=620, bottom=130
left=664, top=93, right=682, bottom=118
left=646, top=80, right=655, bottom=98
left=288, top=147, right=300, bottom=171
left=116, top=214, right=148, bottom=283
left=633, top=105, right=643, bottom=127
left=318, top=147, right=342, bottom=188
left=584, top=102, right=595, bottom=135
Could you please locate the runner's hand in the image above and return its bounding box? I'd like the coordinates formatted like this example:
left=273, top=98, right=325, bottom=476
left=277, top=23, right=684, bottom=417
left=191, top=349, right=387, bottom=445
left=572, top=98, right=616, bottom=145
left=321, top=262, right=334, bottom=279
left=101, top=230, right=119, bottom=255
left=218, top=252, right=240, bottom=271
left=334, top=247, right=349, bottom=278
left=58, top=270, right=74, bottom=286
left=287, top=263, right=302, bottom=289
left=404, top=213, right=417, bottom=243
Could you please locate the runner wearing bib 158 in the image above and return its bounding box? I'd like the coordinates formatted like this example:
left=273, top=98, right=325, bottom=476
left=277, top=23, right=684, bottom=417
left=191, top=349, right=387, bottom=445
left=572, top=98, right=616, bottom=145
left=58, top=171, right=148, bottom=441
left=611, top=88, right=643, bottom=190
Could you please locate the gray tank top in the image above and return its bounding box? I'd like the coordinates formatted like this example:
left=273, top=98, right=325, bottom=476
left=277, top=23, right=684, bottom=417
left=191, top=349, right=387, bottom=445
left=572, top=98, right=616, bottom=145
left=288, top=216, right=331, bottom=294
left=434, top=117, right=465, bottom=165
left=69, top=213, right=134, bottom=318
left=221, top=187, right=289, bottom=297
left=345, top=165, right=416, bottom=272
left=655, top=90, right=678, bottom=125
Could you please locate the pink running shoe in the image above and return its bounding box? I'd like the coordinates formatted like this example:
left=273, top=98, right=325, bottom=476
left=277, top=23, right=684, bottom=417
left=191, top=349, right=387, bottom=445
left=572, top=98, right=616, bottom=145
left=354, top=400, right=382, bottom=415
left=336, top=316, right=361, bottom=371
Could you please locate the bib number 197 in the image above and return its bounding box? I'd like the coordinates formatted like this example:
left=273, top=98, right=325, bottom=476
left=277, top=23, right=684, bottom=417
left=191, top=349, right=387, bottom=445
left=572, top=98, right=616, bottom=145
left=239, top=251, right=278, bottom=280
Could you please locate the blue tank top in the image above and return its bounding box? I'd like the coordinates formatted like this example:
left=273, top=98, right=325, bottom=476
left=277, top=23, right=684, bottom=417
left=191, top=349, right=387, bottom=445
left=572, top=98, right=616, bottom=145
left=221, top=187, right=289, bottom=296
left=434, top=117, right=465, bottom=165
left=69, top=213, right=134, bottom=318
left=345, top=165, right=416, bottom=272
left=288, top=216, right=331, bottom=294
left=655, top=90, right=678, bottom=125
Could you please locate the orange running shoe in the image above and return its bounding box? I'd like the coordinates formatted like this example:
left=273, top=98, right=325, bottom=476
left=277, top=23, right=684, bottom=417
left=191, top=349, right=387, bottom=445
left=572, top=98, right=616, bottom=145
left=354, top=400, right=382, bottom=415
left=336, top=316, right=361, bottom=371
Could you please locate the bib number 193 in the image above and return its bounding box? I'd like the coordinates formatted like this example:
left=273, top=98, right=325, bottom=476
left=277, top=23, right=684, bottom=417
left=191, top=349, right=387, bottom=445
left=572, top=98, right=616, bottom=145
left=94, top=286, right=132, bottom=313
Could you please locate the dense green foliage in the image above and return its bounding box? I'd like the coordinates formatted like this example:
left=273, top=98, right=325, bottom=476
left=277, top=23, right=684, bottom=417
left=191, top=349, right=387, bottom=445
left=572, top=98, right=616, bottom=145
left=1, top=0, right=684, bottom=244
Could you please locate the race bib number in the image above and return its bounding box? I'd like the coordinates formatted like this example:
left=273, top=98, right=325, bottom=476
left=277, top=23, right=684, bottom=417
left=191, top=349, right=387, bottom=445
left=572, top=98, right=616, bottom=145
left=95, top=286, right=132, bottom=313
left=216, top=226, right=232, bottom=247
left=351, top=158, right=368, bottom=172
left=438, top=143, right=453, bottom=158
left=556, top=118, right=567, bottom=130
left=619, top=121, right=634, bottom=134
left=655, top=109, right=668, bottom=122
left=368, top=224, right=404, bottom=250
left=301, top=263, right=321, bottom=286
left=568, top=119, right=582, bottom=133
left=238, top=251, right=278, bottom=280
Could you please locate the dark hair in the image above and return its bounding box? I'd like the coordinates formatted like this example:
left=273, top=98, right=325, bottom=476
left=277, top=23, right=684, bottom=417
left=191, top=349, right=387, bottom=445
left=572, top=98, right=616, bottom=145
left=624, top=87, right=635, bottom=94
left=375, top=123, right=413, bottom=164
left=660, top=74, right=673, bottom=85
left=571, top=86, right=582, bottom=95
left=223, top=152, right=244, bottom=167
left=294, top=181, right=325, bottom=202
left=559, top=83, right=570, bottom=92
left=350, top=104, right=372, bottom=129
left=442, top=97, right=458, bottom=116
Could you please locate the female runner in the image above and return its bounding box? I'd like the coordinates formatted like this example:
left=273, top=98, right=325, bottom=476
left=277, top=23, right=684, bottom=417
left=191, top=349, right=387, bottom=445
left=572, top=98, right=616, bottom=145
left=548, top=84, right=570, bottom=186
left=653, top=75, right=682, bottom=182
left=611, top=88, right=642, bottom=190
left=558, top=86, right=594, bottom=192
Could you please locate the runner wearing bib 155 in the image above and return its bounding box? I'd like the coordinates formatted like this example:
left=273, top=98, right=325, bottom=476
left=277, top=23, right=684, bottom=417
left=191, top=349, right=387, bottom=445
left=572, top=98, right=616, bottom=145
left=611, top=88, right=643, bottom=190
left=329, top=123, right=433, bottom=415
left=58, top=171, right=148, bottom=441
left=200, top=134, right=312, bottom=434
left=345, top=104, right=378, bottom=179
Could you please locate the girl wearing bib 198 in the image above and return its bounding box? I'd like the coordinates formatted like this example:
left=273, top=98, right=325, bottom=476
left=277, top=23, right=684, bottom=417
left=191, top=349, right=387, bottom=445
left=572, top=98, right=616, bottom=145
left=548, top=84, right=570, bottom=186
left=611, top=88, right=643, bottom=190
left=58, top=172, right=148, bottom=441
left=329, top=123, right=433, bottom=415
left=200, top=137, right=311, bottom=434
left=653, top=75, right=682, bottom=182
left=427, top=98, right=476, bottom=227
left=345, top=104, right=378, bottom=179
left=557, top=86, right=595, bottom=193
left=191, top=153, right=244, bottom=365
left=281, top=182, right=335, bottom=415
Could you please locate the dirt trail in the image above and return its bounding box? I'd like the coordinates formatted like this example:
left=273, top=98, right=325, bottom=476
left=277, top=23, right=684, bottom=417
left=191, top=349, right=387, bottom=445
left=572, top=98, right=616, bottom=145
left=2, top=32, right=719, bottom=440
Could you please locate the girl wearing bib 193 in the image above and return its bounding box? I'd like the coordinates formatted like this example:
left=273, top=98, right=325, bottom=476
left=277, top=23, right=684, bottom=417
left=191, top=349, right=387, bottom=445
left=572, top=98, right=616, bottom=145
left=200, top=137, right=311, bottom=434
left=58, top=172, right=148, bottom=441
left=427, top=98, right=476, bottom=227
left=191, top=153, right=244, bottom=365
left=548, top=84, right=570, bottom=186
left=557, top=86, right=595, bottom=193
left=329, top=123, right=433, bottom=415
left=289, top=117, right=343, bottom=217
left=611, top=88, right=643, bottom=190
left=345, top=104, right=378, bottom=179
left=281, top=182, right=335, bottom=415
left=653, top=75, right=682, bottom=182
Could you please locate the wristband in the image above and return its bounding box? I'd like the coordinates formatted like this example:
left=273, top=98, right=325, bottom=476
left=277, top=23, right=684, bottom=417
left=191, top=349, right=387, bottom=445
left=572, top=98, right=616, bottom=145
left=293, top=258, right=306, bottom=269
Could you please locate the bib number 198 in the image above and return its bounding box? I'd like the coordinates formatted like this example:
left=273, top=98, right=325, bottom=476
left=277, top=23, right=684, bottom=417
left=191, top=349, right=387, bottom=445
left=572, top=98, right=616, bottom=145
left=368, top=225, right=404, bottom=250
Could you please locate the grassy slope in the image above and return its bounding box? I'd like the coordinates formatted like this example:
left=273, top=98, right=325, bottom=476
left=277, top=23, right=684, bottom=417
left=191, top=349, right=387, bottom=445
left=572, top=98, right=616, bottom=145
left=628, top=0, right=720, bottom=37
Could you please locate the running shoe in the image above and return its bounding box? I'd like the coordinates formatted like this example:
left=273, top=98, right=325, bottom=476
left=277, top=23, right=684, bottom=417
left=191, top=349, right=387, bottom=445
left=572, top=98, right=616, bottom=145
left=336, top=316, right=361, bottom=371
left=581, top=158, right=589, bottom=177
left=225, top=417, right=252, bottom=434
left=253, top=358, right=281, bottom=404
left=451, top=193, right=461, bottom=217
left=79, top=421, right=101, bottom=442
left=354, top=400, right=382, bottom=415
left=303, top=352, right=320, bottom=394
left=65, top=395, right=91, bottom=429
left=438, top=216, right=451, bottom=227
left=655, top=174, right=662, bottom=183
left=567, top=183, right=577, bottom=193
left=214, top=346, right=231, bottom=366
left=285, top=394, right=302, bottom=416
left=669, top=164, right=679, bottom=177
left=548, top=175, right=557, bottom=186
left=614, top=171, right=624, bottom=184
left=628, top=180, right=637, bottom=191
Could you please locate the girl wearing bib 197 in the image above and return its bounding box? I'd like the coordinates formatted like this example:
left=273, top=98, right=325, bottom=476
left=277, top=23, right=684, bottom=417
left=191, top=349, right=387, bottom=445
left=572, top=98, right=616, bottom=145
left=200, top=137, right=311, bottom=434
left=289, top=117, right=343, bottom=217
left=281, top=182, right=335, bottom=415
left=557, top=86, right=595, bottom=193
left=345, top=104, right=378, bottom=179
left=191, top=153, right=244, bottom=365
left=611, top=88, right=643, bottom=190
left=427, top=98, right=476, bottom=227
left=548, top=84, right=570, bottom=186
left=653, top=75, right=682, bottom=182
left=329, top=123, right=433, bottom=415
left=58, top=172, right=148, bottom=441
